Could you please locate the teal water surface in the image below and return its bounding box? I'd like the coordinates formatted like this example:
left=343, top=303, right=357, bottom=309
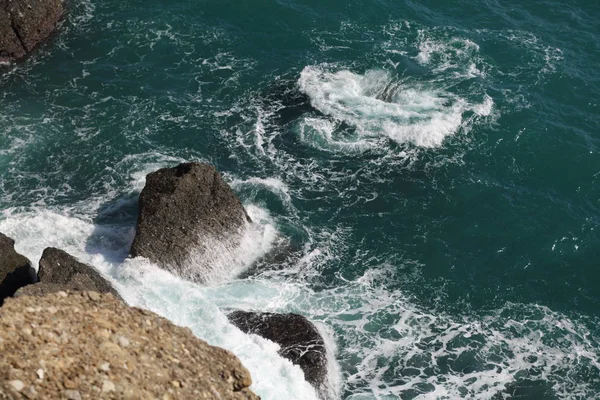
left=1, top=0, right=600, bottom=398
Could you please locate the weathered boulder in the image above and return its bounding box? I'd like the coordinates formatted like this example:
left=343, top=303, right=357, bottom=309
left=0, top=0, right=63, bottom=63
left=229, top=310, right=329, bottom=396
left=15, top=247, right=122, bottom=300
left=0, top=233, right=35, bottom=305
left=130, top=162, right=251, bottom=282
left=0, top=291, right=259, bottom=399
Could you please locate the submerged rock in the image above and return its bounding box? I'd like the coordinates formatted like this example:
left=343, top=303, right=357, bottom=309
left=0, top=291, right=258, bottom=399
left=130, top=162, right=251, bottom=283
left=0, top=0, right=63, bottom=63
left=229, top=310, right=329, bottom=396
left=0, top=233, right=35, bottom=305
left=15, top=247, right=122, bottom=300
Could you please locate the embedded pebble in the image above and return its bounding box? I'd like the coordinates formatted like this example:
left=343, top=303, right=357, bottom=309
left=102, top=379, right=116, bottom=393
left=8, top=380, right=24, bottom=391
left=87, top=291, right=101, bottom=301
left=64, top=390, right=82, bottom=400
left=118, top=335, right=130, bottom=348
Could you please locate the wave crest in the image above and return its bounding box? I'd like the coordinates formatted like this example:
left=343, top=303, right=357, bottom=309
left=297, top=66, right=493, bottom=149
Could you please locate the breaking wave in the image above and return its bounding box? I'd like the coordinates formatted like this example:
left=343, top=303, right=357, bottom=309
left=297, top=67, right=493, bottom=149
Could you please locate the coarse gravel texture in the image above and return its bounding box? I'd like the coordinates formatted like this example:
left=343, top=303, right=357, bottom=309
left=0, top=291, right=259, bottom=399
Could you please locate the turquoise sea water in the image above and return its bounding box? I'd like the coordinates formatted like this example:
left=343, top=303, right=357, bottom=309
left=1, top=0, right=600, bottom=398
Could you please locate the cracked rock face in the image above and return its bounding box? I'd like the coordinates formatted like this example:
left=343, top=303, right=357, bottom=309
left=130, top=162, right=251, bottom=283
left=0, top=291, right=259, bottom=399
left=0, top=0, right=63, bottom=63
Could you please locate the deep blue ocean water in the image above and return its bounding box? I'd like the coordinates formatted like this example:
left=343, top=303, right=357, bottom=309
left=1, top=0, right=600, bottom=398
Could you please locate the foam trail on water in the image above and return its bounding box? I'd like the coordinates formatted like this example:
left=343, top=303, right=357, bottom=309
left=297, top=66, right=493, bottom=149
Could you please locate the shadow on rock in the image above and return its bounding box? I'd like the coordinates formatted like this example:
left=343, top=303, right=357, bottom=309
left=84, top=192, right=140, bottom=264
left=0, top=233, right=36, bottom=306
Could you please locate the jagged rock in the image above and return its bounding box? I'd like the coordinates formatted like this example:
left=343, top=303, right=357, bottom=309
left=0, top=232, right=35, bottom=305
left=130, top=162, right=251, bottom=283
left=229, top=310, right=329, bottom=396
left=15, top=248, right=122, bottom=300
left=0, top=291, right=259, bottom=399
left=0, top=0, right=63, bottom=63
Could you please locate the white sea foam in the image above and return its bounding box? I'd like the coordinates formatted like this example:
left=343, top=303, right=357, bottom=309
left=180, top=204, right=278, bottom=284
left=1, top=157, right=599, bottom=399
left=297, top=66, right=493, bottom=149
left=230, top=176, right=294, bottom=208
left=0, top=207, right=320, bottom=400
left=415, top=32, right=483, bottom=77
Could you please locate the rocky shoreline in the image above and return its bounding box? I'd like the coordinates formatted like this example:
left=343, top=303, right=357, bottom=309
left=1, top=4, right=332, bottom=396
left=0, top=0, right=64, bottom=63
left=0, top=291, right=259, bottom=399
left=0, top=162, right=331, bottom=399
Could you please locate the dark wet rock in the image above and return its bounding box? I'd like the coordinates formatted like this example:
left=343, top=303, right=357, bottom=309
left=16, top=247, right=122, bottom=300
left=228, top=310, right=329, bottom=395
left=0, top=0, right=63, bottom=63
left=0, top=232, right=35, bottom=305
left=130, top=162, right=251, bottom=283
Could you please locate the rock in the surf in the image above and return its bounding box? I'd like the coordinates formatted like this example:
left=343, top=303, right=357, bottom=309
left=0, top=233, right=35, bottom=305
left=130, top=162, right=251, bottom=282
left=0, top=291, right=259, bottom=399
left=0, top=0, right=63, bottom=63
left=228, top=310, right=329, bottom=396
left=15, top=247, right=122, bottom=300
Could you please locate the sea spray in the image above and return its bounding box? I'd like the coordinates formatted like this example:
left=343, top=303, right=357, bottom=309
left=0, top=204, right=321, bottom=400
left=298, top=66, right=493, bottom=149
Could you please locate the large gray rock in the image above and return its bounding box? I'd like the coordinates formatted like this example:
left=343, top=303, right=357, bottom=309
left=228, top=311, right=329, bottom=397
left=130, top=162, right=251, bottom=282
left=0, top=232, right=35, bottom=305
left=0, top=0, right=63, bottom=63
left=16, top=247, right=122, bottom=300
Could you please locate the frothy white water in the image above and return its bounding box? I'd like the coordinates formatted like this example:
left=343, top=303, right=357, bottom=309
left=1, top=167, right=599, bottom=399
left=0, top=181, right=325, bottom=400
left=298, top=66, right=493, bottom=149
left=415, top=32, right=484, bottom=78
left=182, top=204, right=279, bottom=284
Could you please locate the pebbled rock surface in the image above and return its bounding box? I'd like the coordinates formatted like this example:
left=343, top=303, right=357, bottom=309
left=0, top=233, right=35, bottom=306
left=15, top=248, right=122, bottom=300
left=130, top=162, right=251, bottom=282
left=229, top=310, right=328, bottom=396
left=0, top=0, right=63, bottom=62
left=0, top=291, right=259, bottom=399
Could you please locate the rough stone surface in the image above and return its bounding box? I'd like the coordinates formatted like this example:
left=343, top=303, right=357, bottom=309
left=0, top=233, right=35, bottom=306
left=15, top=248, right=121, bottom=300
left=0, top=291, right=259, bottom=399
left=0, top=0, right=63, bottom=63
left=229, top=310, right=328, bottom=395
left=130, top=162, right=251, bottom=282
